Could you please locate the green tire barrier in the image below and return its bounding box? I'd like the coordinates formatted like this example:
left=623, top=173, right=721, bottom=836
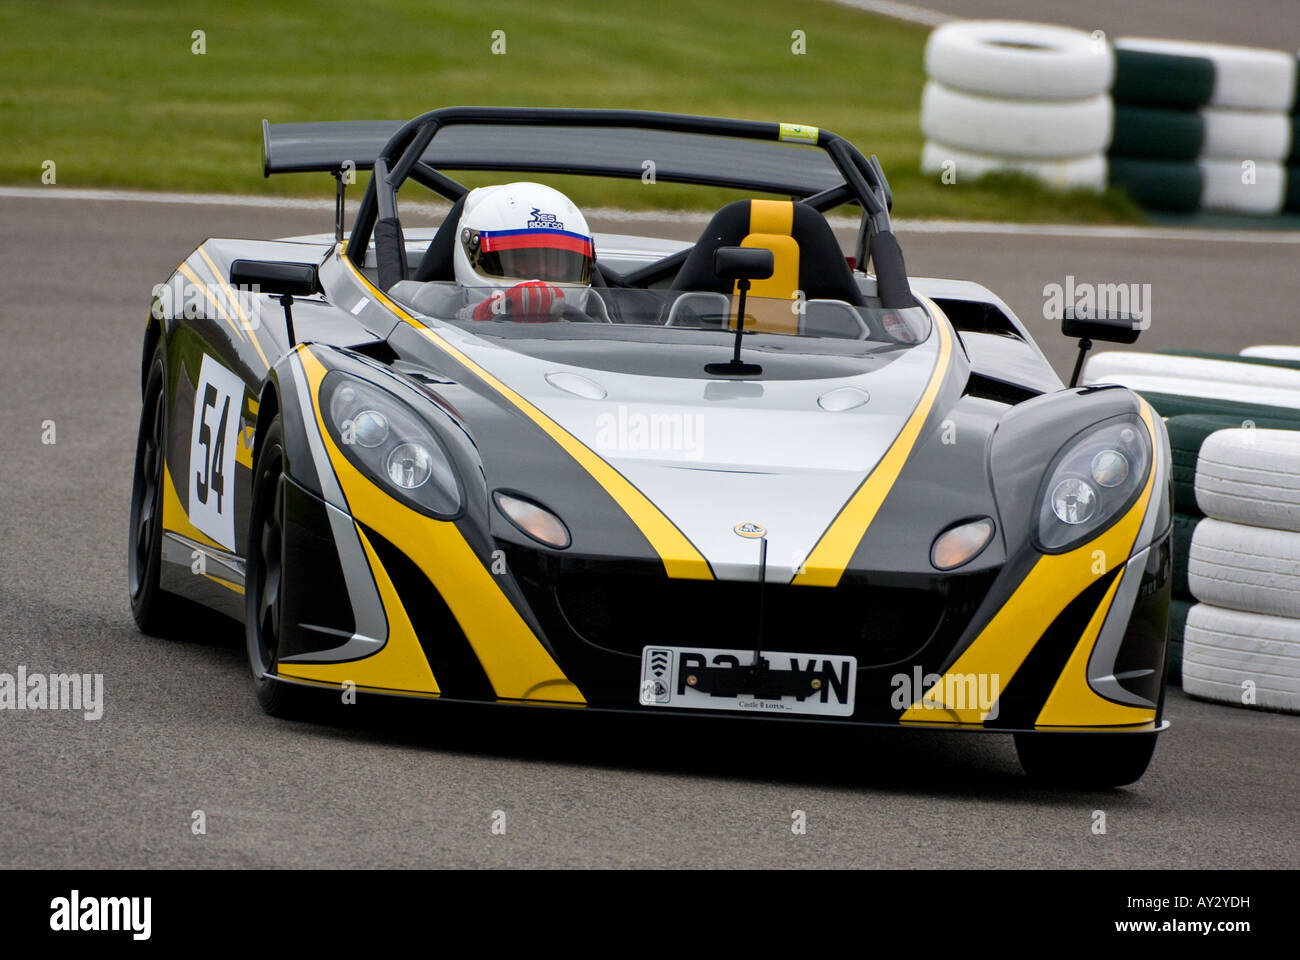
left=1107, top=157, right=1202, bottom=211
left=1111, top=104, right=1204, bottom=160
left=1112, top=105, right=1296, bottom=162
left=1113, top=39, right=1298, bottom=111
left=1113, top=48, right=1215, bottom=108
left=1166, top=413, right=1300, bottom=517
left=1108, top=37, right=1300, bottom=215
left=1172, top=512, right=1198, bottom=598
left=1109, top=151, right=1300, bottom=214
left=1167, top=598, right=1191, bottom=686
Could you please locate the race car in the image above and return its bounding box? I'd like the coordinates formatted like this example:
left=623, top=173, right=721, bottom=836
left=128, top=107, right=1173, bottom=787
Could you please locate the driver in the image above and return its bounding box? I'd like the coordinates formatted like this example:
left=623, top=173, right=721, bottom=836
left=452, top=182, right=597, bottom=322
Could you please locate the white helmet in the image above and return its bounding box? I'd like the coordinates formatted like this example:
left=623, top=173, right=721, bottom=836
left=453, top=183, right=595, bottom=304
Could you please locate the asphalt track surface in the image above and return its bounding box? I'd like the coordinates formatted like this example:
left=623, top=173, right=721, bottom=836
left=1, top=194, right=1298, bottom=869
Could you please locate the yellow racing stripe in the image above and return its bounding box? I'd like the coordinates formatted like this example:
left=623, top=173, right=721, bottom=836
left=297, top=346, right=584, bottom=703
left=195, top=246, right=272, bottom=371
left=277, top=524, right=441, bottom=696
left=1033, top=400, right=1162, bottom=727
left=901, top=400, right=1160, bottom=726
left=336, top=244, right=712, bottom=581
left=178, top=262, right=247, bottom=348
left=161, top=463, right=224, bottom=550
left=793, top=297, right=954, bottom=586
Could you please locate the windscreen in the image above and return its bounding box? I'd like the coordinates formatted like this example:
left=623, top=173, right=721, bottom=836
left=389, top=282, right=932, bottom=348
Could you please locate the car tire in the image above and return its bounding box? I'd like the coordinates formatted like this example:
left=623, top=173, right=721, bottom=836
left=1189, top=518, right=1300, bottom=618
left=921, top=141, right=1107, bottom=191
left=1200, top=108, right=1293, bottom=162
left=1183, top=603, right=1300, bottom=713
left=128, top=343, right=184, bottom=636
left=1014, top=731, right=1158, bottom=787
left=1087, top=374, right=1300, bottom=412
left=924, top=20, right=1114, bottom=101
left=920, top=81, right=1113, bottom=159
left=245, top=413, right=314, bottom=718
left=1200, top=158, right=1286, bottom=215
left=1242, top=345, right=1300, bottom=362
left=1196, top=428, right=1300, bottom=531
left=1084, top=351, right=1300, bottom=392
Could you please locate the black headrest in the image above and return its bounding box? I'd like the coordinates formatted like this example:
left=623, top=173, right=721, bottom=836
left=412, top=194, right=468, bottom=283
left=670, top=200, right=864, bottom=305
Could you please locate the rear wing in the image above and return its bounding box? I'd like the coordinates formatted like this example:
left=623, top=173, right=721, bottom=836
left=261, top=117, right=847, bottom=197
left=262, top=120, right=400, bottom=176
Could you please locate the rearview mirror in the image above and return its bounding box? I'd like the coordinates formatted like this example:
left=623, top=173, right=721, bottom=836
left=230, top=260, right=318, bottom=347
left=713, top=247, right=774, bottom=283
left=1061, top=307, right=1141, bottom=345
left=229, top=260, right=318, bottom=297
left=1062, top=307, right=1142, bottom=389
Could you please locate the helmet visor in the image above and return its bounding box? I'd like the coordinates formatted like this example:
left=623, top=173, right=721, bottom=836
left=468, top=228, right=594, bottom=284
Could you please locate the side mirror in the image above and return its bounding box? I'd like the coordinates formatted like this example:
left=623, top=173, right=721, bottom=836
left=713, top=246, right=774, bottom=283
left=230, top=260, right=318, bottom=346
left=1061, top=306, right=1142, bottom=345
left=229, top=260, right=318, bottom=297
left=1062, top=307, right=1142, bottom=388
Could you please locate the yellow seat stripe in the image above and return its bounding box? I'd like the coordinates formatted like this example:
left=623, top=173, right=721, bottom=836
left=336, top=245, right=712, bottom=581
left=748, top=199, right=793, bottom=237
left=793, top=299, right=954, bottom=587
left=735, top=201, right=799, bottom=334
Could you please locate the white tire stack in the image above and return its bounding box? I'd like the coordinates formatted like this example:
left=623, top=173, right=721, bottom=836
left=920, top=21, right=1113, bottom=192
left=1079, top=348, right=1300, bottom=703
left=1186, top=428, right=1300, bottom=713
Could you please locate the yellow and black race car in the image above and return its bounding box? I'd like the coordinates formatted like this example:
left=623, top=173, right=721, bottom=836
left=128, top=107, right=1173, bottom=786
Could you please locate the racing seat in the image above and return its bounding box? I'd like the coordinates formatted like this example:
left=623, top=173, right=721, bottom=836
left=670, top=199, right=865, bottom=334
left=411, top=195, right=468, bottom=282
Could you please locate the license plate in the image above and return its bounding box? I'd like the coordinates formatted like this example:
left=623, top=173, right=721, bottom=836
left=639, top=645, right=856, bottom=717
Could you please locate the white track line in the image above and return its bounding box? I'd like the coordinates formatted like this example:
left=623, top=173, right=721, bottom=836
left=824, top=0, right=953, bottom=28
left=6, top=185, right=1300, bottom=244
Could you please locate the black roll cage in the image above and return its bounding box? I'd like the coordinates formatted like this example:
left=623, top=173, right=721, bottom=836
left=339, top=107, right=909, bottom=302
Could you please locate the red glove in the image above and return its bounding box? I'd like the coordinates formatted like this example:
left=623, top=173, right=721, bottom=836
left=472, top=281, right=566, bottom=322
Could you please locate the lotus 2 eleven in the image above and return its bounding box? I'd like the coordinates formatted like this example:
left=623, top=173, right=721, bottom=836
left=128, top=107, right=1174, bottom=786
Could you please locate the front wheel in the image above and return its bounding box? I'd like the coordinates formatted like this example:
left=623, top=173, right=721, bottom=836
left=1014, top=731, right=1158, bottom=788
left=128, top=344, right=183, bottom=636
left=245, top=414, right=313, bottom=718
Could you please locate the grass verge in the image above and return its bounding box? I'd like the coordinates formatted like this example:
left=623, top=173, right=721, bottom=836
left=0, top=0, right=1142, bottom=223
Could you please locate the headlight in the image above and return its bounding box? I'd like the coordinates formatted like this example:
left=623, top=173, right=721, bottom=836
left=1036, top=416, right=1150, bottom=552
left=494, top=491, right=570, bottom=549
left=321, top=371, right=463, bottom=518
